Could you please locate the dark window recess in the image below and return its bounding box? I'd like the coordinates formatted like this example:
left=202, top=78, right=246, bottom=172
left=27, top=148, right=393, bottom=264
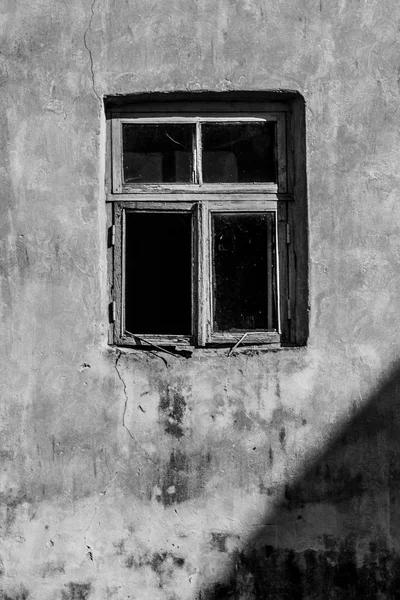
left=212, top=213, right=277, bottom=331
left=124, top=213, right=192, bottom=335
left=202, top=122, right=276, bottom=183
left=123, top=124, right=194, bottom=183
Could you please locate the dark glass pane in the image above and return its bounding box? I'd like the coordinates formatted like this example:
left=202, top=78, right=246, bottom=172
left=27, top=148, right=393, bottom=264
left=125, top=213, right=192, bottom=335
left=213, top=213, right=277, bottom=331
left=123, top=124, right=194, bottom=183
left=202, top=122, right=276, bottom=183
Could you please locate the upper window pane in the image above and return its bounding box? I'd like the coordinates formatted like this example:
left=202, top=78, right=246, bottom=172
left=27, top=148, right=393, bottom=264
left=122, top=124, right=194, bottom=184
left=202, top=122, right=276, bottom=183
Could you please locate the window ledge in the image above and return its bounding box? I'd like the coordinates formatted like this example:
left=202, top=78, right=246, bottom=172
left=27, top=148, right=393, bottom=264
left=111, top=340, right=305, bottom=360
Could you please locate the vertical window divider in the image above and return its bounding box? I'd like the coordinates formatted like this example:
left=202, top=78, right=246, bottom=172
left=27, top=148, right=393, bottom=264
left=276, top=115, right=287, bottom=192
left=112, top=119, right=123, bottom=193
left=274, top=205, right=282, bottom=334
left=191, top=124, right=197, bottom=184
left=196, top=120, right=203, bottom=186
left=266, top=213, right=274, bottom=329
left=196, top=199, right=209, bottom=346
left=121, top=207, right=127, bottom=336
left=113, top=203, right=123, bottom=341
left=209, top=208, right=215, bottom=340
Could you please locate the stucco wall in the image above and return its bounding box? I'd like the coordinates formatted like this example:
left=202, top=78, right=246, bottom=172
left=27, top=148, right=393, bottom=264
left=1, top=0, right=400, bottom=598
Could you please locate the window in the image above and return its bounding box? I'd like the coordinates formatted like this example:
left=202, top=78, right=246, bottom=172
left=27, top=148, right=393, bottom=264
left=106, top=93, right=308, bottom=349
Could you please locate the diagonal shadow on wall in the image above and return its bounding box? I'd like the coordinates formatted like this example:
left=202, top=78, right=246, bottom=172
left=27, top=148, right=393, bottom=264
left=199, top=364, right=400, bottom=600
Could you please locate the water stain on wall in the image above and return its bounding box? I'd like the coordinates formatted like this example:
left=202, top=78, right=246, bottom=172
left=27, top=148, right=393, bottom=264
left=0, top=586, right=29, bottom=600
left=61, top=582, right=92, bottom=600
left=1, top=489, right=29, bottom=530
left=159, top=385, right=188, bottom=438
left=156, top=449, right=190, bottom=506
left=210, top=532, right=228, bottom=553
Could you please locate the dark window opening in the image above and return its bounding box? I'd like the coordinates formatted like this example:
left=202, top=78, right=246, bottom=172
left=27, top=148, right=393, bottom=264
left=202, top=122, right=276, bottom=183
left=124, top=212, right=192, bottom=334
left=123, top=124, right=194, bottom=183
left=212, top=213, right=277, bottom=331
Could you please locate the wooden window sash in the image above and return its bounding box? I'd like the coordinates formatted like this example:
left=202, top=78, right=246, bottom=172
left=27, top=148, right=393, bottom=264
left=109, top=104, right=296, bottom=348
left=112, top=114, right=286, bottom=194
left=113, top=203, right=196, bottom=347
left=111, top=198, right=285, bottom=347
left=204, top=200, right=280, bottom=346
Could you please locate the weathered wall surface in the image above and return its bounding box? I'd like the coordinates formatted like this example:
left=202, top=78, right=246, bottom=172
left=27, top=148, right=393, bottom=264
left=1, top=0, right=400, bottom=598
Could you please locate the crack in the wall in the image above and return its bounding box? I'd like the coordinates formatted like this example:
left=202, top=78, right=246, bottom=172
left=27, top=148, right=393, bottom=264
left=115, top=351, right=159, bottom=471
left=115, top=351, right=131, bottom=437
left=83, top=0, right=102, bottom=104
left=84, top=507, right=97, bottom=565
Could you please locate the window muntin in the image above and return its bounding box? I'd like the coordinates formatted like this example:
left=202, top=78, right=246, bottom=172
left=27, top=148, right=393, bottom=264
left=108, top=102, right=298, bottom=349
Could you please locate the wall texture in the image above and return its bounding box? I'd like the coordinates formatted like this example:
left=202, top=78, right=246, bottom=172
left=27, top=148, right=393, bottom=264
left=1, top=0, right=400, bottom=598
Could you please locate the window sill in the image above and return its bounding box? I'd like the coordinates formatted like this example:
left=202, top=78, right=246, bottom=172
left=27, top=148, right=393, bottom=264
left=210, top=331, right=280, bottom=345
left=115, top=330, right=280, bottom=349
left=115, top=333, right=192, bottom=348
left=112, top=330, right=289, bottom=358
left=110, top=341, right=305, bottom=360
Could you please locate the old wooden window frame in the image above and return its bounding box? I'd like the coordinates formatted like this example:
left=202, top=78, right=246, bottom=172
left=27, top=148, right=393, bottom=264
left=106, top=97, right=308, bottom=349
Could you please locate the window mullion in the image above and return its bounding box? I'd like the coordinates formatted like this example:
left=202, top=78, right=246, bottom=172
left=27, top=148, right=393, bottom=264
left=112, top=120, right=123, bottom=193
left=274, top=208, right=282, bottom=335
left=277, top=201, right=289, bottom=341
left=113, top=204, right=123, bottom=342
left=196, top=121, right=203, bottom=186
left=276, top=114, right=287, bottom=192
left=196, top=199, right=209, bottom=346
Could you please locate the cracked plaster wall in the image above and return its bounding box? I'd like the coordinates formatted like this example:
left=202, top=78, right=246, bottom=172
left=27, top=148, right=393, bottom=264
left=1, top=0, right=400, bottom=598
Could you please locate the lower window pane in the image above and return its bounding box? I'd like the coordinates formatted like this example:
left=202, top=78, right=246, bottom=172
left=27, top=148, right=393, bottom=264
left=124, top=212, right=192, bottom=335
left=212, top=213, right=277, bottom=331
